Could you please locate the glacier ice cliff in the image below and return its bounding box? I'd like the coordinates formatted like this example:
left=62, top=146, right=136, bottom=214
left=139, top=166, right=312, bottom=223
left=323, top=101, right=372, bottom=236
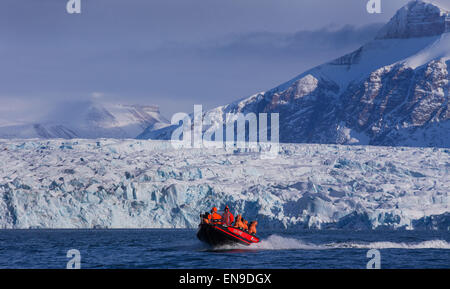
left=0, top=139, right=448, bottom=230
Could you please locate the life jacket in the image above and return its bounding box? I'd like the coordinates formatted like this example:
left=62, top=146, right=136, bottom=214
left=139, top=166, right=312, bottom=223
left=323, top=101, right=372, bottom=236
left=211, top=212, right=222, bottom=220
left=242, top=220, right=248, bottom=230
left=234, top=215, right=239, bottom=226
left=249, top=222, right=257, bottom=235
left=234, top=215, right=245, bottom=229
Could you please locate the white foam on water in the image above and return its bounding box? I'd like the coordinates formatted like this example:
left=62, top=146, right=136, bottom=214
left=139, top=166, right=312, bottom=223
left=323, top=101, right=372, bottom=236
left=252, top=234, right=321, bottom=250
left=211, top=235, right=322, bottom=251
left=211, top=235, right=450, bottom=251
left=329, top=239, right=450, bottom=249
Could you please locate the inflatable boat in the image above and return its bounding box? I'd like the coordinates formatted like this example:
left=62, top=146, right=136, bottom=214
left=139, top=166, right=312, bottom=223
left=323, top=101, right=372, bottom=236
left=197, top=223, right=260, bottom=246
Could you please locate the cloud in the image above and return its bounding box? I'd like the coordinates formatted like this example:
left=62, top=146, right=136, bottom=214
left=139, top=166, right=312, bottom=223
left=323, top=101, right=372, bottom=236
left=196, top=23, right=384, bottom=59
left=0, top=23, right=385, bottom=118
left=0, top=97, right=50, bottom=125
left=91, top=92, right=105, bottom=99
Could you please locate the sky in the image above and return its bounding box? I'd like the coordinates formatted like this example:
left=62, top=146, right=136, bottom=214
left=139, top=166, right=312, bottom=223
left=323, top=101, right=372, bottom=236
left=0, top=0, right=448, bottom=122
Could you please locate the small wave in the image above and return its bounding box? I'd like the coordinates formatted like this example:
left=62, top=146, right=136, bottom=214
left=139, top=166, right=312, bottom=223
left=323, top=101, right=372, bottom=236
left=329, top=240, right=450, bottom=249
left=210, top=235, right=450, bottom=251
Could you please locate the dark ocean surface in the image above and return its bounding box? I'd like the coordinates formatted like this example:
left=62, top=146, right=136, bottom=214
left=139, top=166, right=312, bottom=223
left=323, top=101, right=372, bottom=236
left=0, top=229, right=448, bottom=269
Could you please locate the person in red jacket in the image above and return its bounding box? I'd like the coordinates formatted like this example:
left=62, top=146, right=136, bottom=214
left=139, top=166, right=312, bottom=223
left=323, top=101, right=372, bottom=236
left=221, top=205, right=234, bottom=226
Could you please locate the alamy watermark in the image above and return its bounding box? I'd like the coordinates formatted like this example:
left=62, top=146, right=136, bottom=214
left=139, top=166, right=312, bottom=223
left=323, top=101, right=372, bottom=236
left=66, top=0, right=81, bottom=14
left=366, top=249, right=381, bottom=269
left=366, top=0, right=382, bottom=14
left=66, top=249, right=81, bottom=269
left=66, top=1, right=381, bottom=15
left=170, top=105, right=280, bottom=159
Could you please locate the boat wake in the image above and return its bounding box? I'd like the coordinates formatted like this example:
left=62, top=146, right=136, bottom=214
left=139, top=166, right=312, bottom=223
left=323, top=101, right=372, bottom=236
left=252, top=235, right=320, bottom=250
left=327, top=239, right=450, bottom=250
left=211, top=235, right=450, bottom=251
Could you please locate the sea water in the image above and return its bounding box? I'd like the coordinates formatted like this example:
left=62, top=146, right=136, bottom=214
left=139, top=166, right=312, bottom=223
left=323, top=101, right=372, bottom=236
left=0, top=229, right=448, bottom=269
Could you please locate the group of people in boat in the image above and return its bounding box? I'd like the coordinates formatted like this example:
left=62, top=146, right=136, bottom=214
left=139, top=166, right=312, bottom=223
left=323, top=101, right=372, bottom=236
left=201, top=205, right=258, bottom=235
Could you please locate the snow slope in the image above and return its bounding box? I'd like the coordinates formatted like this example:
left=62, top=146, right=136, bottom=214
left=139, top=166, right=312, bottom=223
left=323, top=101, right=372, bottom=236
left=0, top=102, right=169, bottom=139
left=404, top=32, right=450, bottom=67
left=0, top=139, right=448, bottom=230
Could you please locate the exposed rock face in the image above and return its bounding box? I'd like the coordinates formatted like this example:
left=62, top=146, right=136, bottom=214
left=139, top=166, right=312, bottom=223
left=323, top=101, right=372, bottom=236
left=340, top=59, right=449, bottom=147
left=376, top=1, right=448, bottom=39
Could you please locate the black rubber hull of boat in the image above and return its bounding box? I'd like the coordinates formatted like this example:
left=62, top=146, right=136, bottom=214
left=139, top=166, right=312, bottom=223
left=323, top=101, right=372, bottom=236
left=197, top=223, right=259, bottom=247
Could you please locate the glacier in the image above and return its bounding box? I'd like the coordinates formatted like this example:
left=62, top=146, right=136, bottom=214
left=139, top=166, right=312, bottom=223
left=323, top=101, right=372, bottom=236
left=0, top=139, right=448, bottom=230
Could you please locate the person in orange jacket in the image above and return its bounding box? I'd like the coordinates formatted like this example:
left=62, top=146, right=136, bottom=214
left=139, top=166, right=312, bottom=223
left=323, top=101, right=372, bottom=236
left=222, top=205, right=234, bottom=226
left=248, top=221, right=258, bottom=235
left=234, top=215, right=245, bottom=229
left=242, top=220, right=249, bottom=230
left=210, top=207, right=222, bottom=222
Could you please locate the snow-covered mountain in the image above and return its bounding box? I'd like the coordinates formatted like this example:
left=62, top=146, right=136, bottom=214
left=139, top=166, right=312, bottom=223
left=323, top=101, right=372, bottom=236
left=0, top=139, right=447, bottom=230
left=141, top=0, right=450, bottom=147
left=0, top=101, right=169, bottom=139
